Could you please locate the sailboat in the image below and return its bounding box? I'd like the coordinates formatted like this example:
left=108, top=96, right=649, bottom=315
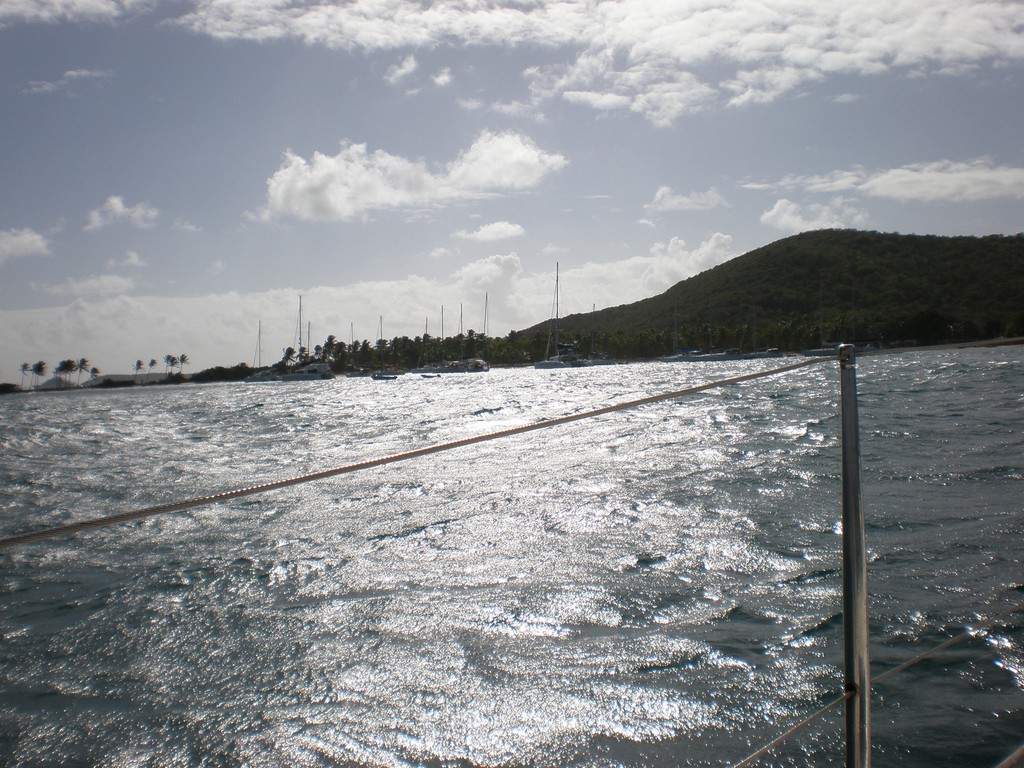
left=410, top=304, right=490, bottom=374
left=448, top=303, right=490, bottom=372
left=585, top=303, right=616, bottom=365
left=280, top=297, right=335, bottom=380
left=534, top=263, right=581, bottom=368
left=662, top=292, right=745, bottom=363
left=371, top=316, right=400, bottom=379
left=410, top=318, right=438, bottom=376
left=246, top=321, right=282, bottom=381
left=409, top=308, right=447, bottom=374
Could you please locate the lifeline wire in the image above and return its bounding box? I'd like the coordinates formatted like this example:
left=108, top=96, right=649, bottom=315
left=731, top=691, right=854, bottom=768
left=0, top=356, right=828, bottom=551
left=872, top=599, right=1024, bottom=685
left=729, top=599, right=1024, bottom=767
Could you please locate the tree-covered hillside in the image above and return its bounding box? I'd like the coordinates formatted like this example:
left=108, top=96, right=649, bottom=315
left=525, top=230, right=1024, bottom=353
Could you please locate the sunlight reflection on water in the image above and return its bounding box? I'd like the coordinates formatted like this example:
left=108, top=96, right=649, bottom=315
left=0, top=351, right=1021, bottom=766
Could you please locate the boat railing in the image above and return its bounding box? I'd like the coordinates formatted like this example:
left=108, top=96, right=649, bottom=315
left=2, top=340, right=1021, bottom=766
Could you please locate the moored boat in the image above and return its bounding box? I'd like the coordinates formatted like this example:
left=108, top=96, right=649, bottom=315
left=280, top=362, right=335, bottom=381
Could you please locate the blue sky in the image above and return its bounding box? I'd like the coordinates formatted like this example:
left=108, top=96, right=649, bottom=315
left=2, top=0, right=1022, bottom=375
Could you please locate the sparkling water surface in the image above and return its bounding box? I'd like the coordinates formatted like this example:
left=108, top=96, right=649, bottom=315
left=1, top=349, right=1021, bottom=766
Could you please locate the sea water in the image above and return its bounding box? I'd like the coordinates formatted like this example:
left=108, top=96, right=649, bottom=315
left=0, top=348, right=1021, bottom=767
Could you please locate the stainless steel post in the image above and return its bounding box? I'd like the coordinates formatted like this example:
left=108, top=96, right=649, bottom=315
left=839, top=343, right=871, bottom=767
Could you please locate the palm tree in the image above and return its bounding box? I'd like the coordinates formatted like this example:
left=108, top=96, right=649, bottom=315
left=89, top=366, right=100, bottom=382
left=163, top=355, right=178, bottom=376
left=177, top=354, right=189, bottom=375
left=278, top=346, right=296, bottom=373
left=56, top=359, right=76, bottom=388
left=134, top=360, right=144, bottom=381
left=76, top=357, right=89, bottom=386
left=30, top=361, right=46, bottom=389
left=148, top=359, right=157, bottom=382
left=19, top=363, right=29, bottom=390
left=323, top=335, right=337, bottom=363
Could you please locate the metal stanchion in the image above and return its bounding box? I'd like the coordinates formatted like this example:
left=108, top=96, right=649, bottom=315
left=839, top=343, right=871, bottom=767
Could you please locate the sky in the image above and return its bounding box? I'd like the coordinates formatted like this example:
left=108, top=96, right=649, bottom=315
left=1, top=0, right=1022, bottom=377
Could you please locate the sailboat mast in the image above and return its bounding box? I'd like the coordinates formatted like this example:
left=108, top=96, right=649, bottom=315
left=707, top=292, right=713, bottom=353
left=751, top=303, right=757, bottom=351
left=420, top=317, right=429, bottom=367
left=293, top=295, right=304, bottom=359
left=672, top=303, right=679, bottom=355
left=555, top=263, right=560, bottom=353
left=253, top=321, right=262, bottom=369
left=591, top=303, right=596, bottom=359
left=483, top=292, right=489, bottom=360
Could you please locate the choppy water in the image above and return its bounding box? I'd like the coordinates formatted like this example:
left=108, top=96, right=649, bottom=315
left=1, top=349, right=1021, bottom=767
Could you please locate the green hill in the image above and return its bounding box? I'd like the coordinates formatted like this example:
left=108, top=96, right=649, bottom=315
left=523, top=230, right=1024, bottom=353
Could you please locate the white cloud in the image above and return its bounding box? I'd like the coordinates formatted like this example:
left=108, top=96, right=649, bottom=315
left=385, top=54, right=417, bottom=85
left=85, top=196, right=159, bottom=231
left=2, top=0, right=148, bottom=25
left=748, top=158, right=1024, bottom=203
left=169, top=0, right=1024, bottom=125
left=646, top=186, right=729, bottom=213
left=449, top=131, right=568, bottom=190
left=106, top=249, right=146, bottom=268
left=0, top=228, right=50, bottom=265
left=526, top=49, right=720, bottom=126
left=490, top=100, right=541, bottom=119
left=452, top=252, right=523, bottom=292
left=760, top=197, right=868, bottom=233
left=23, top=68, right=111, bottom=95
left=859, top=159, right=1024, bottom=202
left=645, top=233, right=736, bottom=285
left=454, top=221, right=525, bottom=241
left=562, top=90, right=632, bottom=111
left=41, top=274, right=137, bottom=296
left=519, top=233, right=736, bottom=320
left=744, top=168, right=867, bottom=194
left=261, top=130, right=567, bottom=221
left=432, top=67, right=452, bottom=87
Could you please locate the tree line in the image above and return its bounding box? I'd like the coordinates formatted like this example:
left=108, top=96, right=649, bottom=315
left=13, top=354, right=190, bottom=390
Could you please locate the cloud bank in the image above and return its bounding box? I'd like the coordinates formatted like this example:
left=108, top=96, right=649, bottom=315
left=8, top=2, right=1020, bottom=125
left=0, top=234, right=735, bottom=374
left=169, top=0, right=1024, bottom=124
left=747, top=157, right=1024, bottom=207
